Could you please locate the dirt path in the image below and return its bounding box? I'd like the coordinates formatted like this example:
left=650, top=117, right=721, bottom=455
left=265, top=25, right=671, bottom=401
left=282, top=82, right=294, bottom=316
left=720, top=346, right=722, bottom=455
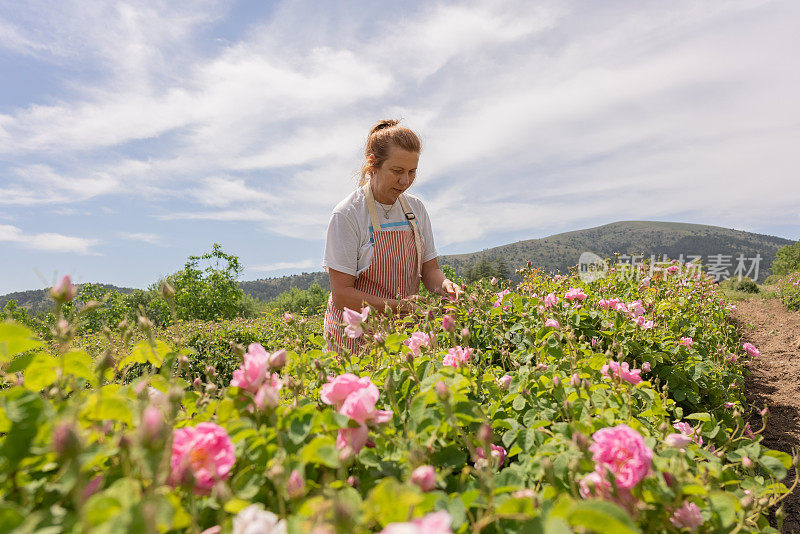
left=730, top=297, right=800, bottom=532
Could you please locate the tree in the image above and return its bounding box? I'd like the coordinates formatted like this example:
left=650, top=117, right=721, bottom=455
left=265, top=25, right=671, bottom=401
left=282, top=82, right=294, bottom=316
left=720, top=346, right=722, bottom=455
left=159, top=244, right=245, bottom=322
left=772, top=240, right=800, bottom=276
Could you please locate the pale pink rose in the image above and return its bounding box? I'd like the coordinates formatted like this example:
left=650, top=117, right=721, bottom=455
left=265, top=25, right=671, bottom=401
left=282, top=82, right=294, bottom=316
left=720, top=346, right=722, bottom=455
left=570, top=373, right=581, bottom=387
left=490, top=277, right=498, bottom=285
left=667, top=265, right=680, bottom=273
left=641, top=320, right=654, bottom=330
left=381, top=511, right=453, bottom=534
left=513, top=488, right=536, bottom=499
left=493, top=289, right=511, bottom=308
left=669, top=501, right=703, bottom=531
left=673, top=422, right=703, bottom=445
left=724, top=402, right=735, bottom=409
left=597, top=299, right=610, bottom=309
left=589, top=424, right=653, bottom=489
left=543, top=292, right=559, bottom=308
left=614, top=302, right=629, bottom=313
left=497, top=374, right=513, bottom=389
left=544, top=318, right=560, bottom=328
left=320, top=374, right=377, bottom=408
left=170, top=423, right=236, bottom=495
left=230, top=343, right=270, bottom=394
left=552, top=375, right=561, bottom=387
left=339, top=386, right=393, bottom=424
left=640, top=277, right=651, bottom=288
left=564, top=288, right=587, bottom=301
left=641, top=362, right=651, bottom=372
left=233, top=504, right=287, bottom=534
left=403, top=331, right=432, bottom=356
left=678, top=337, right=693, bottom=348
left=268, top=349, right=287, bottom=369
left=579, top=470, right=612, bottom=499
left=254, top=383, right=280, bottom=411
left=442, top=315, right=456, bottom=333
left=742, top=342, right=760, bottom=357
left=411, top=465, right=436, bottom=491
left=742, top=456, right=752, bottom=468
left=283, top=312, right=295, bottom=324
left=336, top=424, right=369, bottom=453
left=442, top=346, right=473, bottom=368
left=664, top=433, right=692, bottom=449
left=342, top=306, right=370, bottom=338
left=141, top=405, right=165, bottom=443
left=600, top=361, right=642, bottom=385
left=629, top=300, right=645, bottom=317
left=287, top=469, right=305, bottom=499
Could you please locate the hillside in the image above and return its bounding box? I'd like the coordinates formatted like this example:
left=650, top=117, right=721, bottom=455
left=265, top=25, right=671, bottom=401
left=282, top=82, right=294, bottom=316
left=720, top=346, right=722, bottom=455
left=2, top=221, right=794, bottom=311
left=0, top=284, right=137, bottom=315
left=442, top=221, right=792, bottom=282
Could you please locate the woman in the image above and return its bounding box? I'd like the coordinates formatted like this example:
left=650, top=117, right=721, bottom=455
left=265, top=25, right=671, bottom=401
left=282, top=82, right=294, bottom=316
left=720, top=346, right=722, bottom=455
left=322, top=119, right=462, bottom=354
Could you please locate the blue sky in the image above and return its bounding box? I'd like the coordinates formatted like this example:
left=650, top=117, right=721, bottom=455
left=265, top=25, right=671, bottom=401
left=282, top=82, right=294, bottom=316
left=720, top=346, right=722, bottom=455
left=1, top=0, right=799, bottom=295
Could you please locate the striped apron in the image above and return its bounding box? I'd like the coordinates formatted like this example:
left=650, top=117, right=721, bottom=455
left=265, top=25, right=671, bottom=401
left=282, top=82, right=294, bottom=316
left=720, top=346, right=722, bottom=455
left=324, top=182, right=424, bottom=354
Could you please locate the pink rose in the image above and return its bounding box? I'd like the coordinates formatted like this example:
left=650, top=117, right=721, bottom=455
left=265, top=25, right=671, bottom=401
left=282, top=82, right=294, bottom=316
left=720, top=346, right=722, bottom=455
left=673, top=422, right=703, bottom=446
left=342, top=306, right=370, bottom=338
left=50, top=275, right=77, bottom=302
left=564, top=288, right=587, bottom=301
left=339, top=386, right=393, bottom=424
left=670, top=501, right=703, bottom=531
left=544, top=318, right=560, bottom=328
left=287, top=469, right=305, bottom=499
left=283, top=312, right=295, bottom=324
left=543, top=293, right=559, bottom=308
left=600, top=361, right=642, bottom=385
left=742, top=342, right=760, bottom=357
left=664, top=433, right=692, bottom=449
left=678, top=337, right=693, bottom=348
left=442, top=315, right=456, bottom=333
left=641, top=362, right=651, bottom=372
left=497, top=374, right=513, bottom=390
left=403, top=331, right=432, bottom=356
left=442, top=346, right=473, bottom=368
left=336, top=424, right=369, bottom=454
left=170, top=423, right=236, bottom=495
left=476, top=443, right=507, bottom=465
left=411, top=465, right=436, bottom=491
left=381, top=511, right=453, bottom=534
left=320, top=374, right=377, bottom=408
left=493, top=289, right=511, bottom=308
left=589, top=424, right=652, bottom=489
left=230, top=343, right=270, bottom=394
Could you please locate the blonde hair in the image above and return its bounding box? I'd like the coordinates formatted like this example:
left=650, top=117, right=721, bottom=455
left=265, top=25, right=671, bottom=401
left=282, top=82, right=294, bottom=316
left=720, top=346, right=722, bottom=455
left=358, top=119, right=422, bottom=186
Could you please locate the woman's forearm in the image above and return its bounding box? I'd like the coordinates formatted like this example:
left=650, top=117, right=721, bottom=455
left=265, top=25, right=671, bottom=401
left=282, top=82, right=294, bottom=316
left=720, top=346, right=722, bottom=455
left=422, top=267, right=446, bottom=294
left=332, top=286, right=400, bottom=313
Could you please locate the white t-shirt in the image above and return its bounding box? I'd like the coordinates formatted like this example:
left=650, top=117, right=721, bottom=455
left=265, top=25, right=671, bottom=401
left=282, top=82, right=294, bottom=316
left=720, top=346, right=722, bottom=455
left=323, top=185, right=439, bottom=277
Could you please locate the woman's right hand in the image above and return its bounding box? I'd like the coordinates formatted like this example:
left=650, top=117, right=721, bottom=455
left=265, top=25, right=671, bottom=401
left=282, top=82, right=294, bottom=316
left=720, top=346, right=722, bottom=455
left=395, top=294, right=422, bottom=316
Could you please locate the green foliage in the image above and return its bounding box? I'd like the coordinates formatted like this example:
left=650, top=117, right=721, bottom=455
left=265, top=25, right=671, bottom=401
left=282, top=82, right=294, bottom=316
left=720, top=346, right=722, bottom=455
left=268, top=283, right=329, bottom=316
left=721, top=277, right=759, bottom=294
left=463, top=254, right=511, bottom=282
left=0, top=264, right=790, bottom=533
left=776, top=271, right=800, bottom=311
left=772, top=240, right=800, bottom=276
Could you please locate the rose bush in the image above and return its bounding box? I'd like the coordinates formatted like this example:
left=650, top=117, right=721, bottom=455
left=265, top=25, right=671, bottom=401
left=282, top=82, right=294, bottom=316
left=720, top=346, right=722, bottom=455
left=0, top=263, right=795, bottom=532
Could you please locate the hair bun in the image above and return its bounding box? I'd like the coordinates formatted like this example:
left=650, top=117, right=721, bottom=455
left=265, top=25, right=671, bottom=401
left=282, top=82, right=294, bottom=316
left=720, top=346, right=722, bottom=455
left=369, top=119, right=399, bottom=136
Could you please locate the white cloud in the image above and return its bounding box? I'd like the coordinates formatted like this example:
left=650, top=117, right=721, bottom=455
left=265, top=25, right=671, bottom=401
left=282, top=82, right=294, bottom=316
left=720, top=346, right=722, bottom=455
left=0, top=224, right=99, bottom=254
left=249, top=259, right=315, bottom=272
left=117, top=232, right=164, bottom=245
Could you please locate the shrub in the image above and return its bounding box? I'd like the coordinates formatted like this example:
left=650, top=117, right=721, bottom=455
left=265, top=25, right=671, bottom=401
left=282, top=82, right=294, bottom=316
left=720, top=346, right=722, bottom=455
left=772, top=240, right=800, bottom=276
left=268, top=283, right=329, bottom=316
left=776, top=271, right=800, bottom=311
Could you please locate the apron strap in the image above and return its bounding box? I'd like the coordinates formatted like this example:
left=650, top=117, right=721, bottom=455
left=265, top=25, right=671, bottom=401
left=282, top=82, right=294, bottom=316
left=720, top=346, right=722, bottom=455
left=398, top=194, right=423, bottom=278
left=363, top=182, right=383, bottom=237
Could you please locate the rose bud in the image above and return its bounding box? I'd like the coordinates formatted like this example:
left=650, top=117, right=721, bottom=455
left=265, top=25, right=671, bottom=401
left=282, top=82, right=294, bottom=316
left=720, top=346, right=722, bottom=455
left=411, top=465, right=436, bottom=492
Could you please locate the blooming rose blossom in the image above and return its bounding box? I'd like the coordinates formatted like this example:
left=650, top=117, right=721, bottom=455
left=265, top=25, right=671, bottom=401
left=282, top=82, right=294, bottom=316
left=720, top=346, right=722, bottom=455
left=283, top=312, right=295, bottom=324
left=231, top=343, right=270, bottom=394
left=233, top=504, right=287, bottom=534
left=442, top=346, right=473, bottom=368
left=673, top=422, right=703, bottom=445
left=565, top=288, right=587, bottom=301
left=589, top=424, right=653, bottom=489
left=669, top=501, right=703, bottom=531
left=339, top=387, right=393, bottom=425
left=170, top=423, right=236, bottom=495
left=343, top=306, right=370, bottom=339
left=493, top=289, right=511, bottom=308
left=544, top=318, right=560, bottom=328
left=497, top=374, right=513, bottom=389
left=742, top=342, right=760, bottom=357
left=640, top=277, right=651, bottom=288
left=403, top=331, right=432, bottom=356
left=442, top=315, right=455, bottom=332
left=336, top=425, right=370, bottom=454
left=678, top=337, right=694, bottom=348
left=641, top=362, right=651, bottom=373
left=601, top=361, right=642, bottom=385
left=665, top=433, right=692, bottom=449
left=543, top=293, right=559, bottom=308
left=320, top=374, right=377, bottom=408
left=411, top=465, right=436, bottom=491
left=381, top=511, right=453, bottom=534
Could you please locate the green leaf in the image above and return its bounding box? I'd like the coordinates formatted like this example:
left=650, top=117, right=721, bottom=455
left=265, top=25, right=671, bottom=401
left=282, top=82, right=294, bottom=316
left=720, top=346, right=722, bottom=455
left=762, top=450, right=792, bottom=469
left=300, top=436, right=339, bottom=468
left=0, top=389, right=43, bottom=463
left=287, top=408, right=314, bottom=445
left=81, top=394, right=134, bottom=426
left=22, top=352, right=59, bottom=391
left=567, top=500, right=640, bottom=534
left=64, top=350, right=95, bottom=385
left=0, top=322, right=43, bottom=363
left=709, top=491, right=739, bottom=527
left=684, top=412, right=711, bottom=422
left=364, top=478, right=423, bottom=527
left=432, top=445, right=467, bottom=468
left=0, top=504, right=24, bottom=532
left=85, top=495, right=122, bottom=526
left=759, top=455, right=788, bottom=480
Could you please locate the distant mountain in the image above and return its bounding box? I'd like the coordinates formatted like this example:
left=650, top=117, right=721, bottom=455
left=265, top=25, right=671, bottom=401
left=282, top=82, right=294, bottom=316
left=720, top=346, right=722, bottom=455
left=2, top=222, right=794, bottom=311
left=0, top=284, right=137, bottom=315
left=441, top=221, right=793, bottom=282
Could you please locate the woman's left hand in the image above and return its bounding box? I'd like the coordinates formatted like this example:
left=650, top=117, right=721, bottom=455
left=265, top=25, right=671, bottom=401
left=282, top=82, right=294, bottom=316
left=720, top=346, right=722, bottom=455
left=440, top=278, right=462, bottom=301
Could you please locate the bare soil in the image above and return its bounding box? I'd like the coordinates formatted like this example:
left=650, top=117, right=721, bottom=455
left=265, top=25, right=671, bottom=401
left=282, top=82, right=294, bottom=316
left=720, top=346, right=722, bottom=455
left=730, top=297, right=800, bottom=533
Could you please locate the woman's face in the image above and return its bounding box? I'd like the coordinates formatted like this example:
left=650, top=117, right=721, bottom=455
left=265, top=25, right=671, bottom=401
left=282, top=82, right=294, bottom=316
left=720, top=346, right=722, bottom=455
left=370, top=145, right=419, bottom=204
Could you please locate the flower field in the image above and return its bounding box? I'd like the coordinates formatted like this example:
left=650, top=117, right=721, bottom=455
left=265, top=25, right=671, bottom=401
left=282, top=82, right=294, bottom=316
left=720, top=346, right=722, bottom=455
left=776, top=271, right=800, bottom=311
left=0, top=264, right=796, bottom=533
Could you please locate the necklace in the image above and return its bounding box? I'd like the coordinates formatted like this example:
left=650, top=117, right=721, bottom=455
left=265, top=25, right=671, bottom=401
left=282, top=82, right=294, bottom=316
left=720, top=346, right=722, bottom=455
left=378, top=200, right=394, bottom=219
